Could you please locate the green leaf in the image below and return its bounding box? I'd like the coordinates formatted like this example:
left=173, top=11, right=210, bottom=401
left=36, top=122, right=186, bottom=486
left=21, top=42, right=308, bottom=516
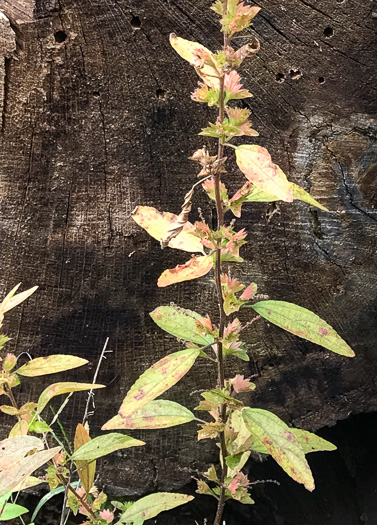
left=101, top=400, right=196, bottom=430
left=102, top=348, right=199, bottom=427
left=242, top=407, right=314, bottom=491
left=252, top=300, right=355, bottom=357
left=70, top=433, right=145, bottom=462
left=119, top=493, right=194, bottom=523
left=291, top=429, right=337, bottom=454
left=0, top=503, right=29, bottom=520
left=37, top=382, right=105, bottom=414
left=150, top=306, right=214, bottom=346
left=30, top=482, right=80, bottom=523
left=28, top=420, right=51, bottom=434
left=245, top=182, right=328, bottom=211
left=17, top=355, right=88, bottom=377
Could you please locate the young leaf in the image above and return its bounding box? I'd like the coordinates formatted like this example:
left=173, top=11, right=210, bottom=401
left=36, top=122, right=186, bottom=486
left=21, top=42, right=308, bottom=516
left=150, top=306, right=214, bottom=346
left=102, top=348, right=200, bottom=426
left=11, top=476, right=43, bottom=492
left=157, top=255, right=213, bottom=287
left=244, top=182, right=328, bottom=211
left=132, top=206, right=204, bottom=254
left=242, top=407, right=314, bottom=491
left=119, top=492, right=194, bottom=523
left=17, top=355, right=88, bottom=377
left=252, top=300, right=355, bottom=357
left=235, top=145, right=293, bottom=203
left=0, top=503, right=29, bottom=520
left=291, top=429, right=337, bottom=454
left=37, top=382, right=105, bottom=414
left=74, top=424, right=95, bottom=494
left=0, top=284, right=38, bottom=315
left=70, top=433, right=145, bottom=462
left=102, top=400, right=196, bottom=430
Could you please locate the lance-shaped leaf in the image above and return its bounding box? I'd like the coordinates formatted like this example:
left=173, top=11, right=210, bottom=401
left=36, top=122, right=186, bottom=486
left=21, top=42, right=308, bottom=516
left=37, top=382, right=105, bottom=414
left=0, top=436, right=43, bottom=470
left=236, top=145, right=293, bottom=203
left=252, top=300, right=355, bottom=357
left=244, top=182, right=328, bottom=211
left=17, top=355, right=88, bottom=377
left=70, top=433, right=145, bottom=462
left=170, top=34, right=220, bottom=90
left=74, top=424, right=95, bottom=494
left=120, top=492, right=194, bottom=523
left=0, top=284, right=38, bottom=315
left=242, top=408, right=314, bottom=491
left=102, top=349, right=199, bottom=427
left=150, top=306, right=214, bottom=346
left=102, top=400, right=196, bottom=430
left=0, top=503, right=29, bottom=520
left=291, top=429, right=336, bottom=454
left=132, top=206, right=204, bottom=254
left=158, top=255, right=213, bottom=287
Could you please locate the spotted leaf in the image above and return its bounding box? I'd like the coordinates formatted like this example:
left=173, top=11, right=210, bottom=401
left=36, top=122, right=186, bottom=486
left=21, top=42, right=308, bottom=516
left=157, top=255, right=213, bottom=287
left=70, top=433, right=145, bottom=462
left=37, top=382, right=105, bottom=414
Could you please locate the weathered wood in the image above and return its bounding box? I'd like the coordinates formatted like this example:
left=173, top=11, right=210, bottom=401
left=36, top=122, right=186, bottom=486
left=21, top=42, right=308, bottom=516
left=0, top=0, right=376, bottom=497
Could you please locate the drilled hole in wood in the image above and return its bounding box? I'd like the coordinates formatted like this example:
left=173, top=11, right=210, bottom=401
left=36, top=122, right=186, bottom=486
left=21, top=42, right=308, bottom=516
left=93, top=91, right=100, bottom=97
left=318, top=76, right=325, bottom=84
left=156, top=88, right=166, bottom=99
left=275, top=72, right=285, bottom=83
left=336, top=0, right=345, bottom=3
left=54, top=31, right=67, bottom=43
left=323, top=26, right=334, bottom=38
left=290, top=69, right=302, bottom=80
left=131, top=15, right=141, bottom=29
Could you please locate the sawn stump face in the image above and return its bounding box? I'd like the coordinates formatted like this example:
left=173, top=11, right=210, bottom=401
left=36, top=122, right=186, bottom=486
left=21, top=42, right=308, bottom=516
left=0, top=0, right=376, bottom=493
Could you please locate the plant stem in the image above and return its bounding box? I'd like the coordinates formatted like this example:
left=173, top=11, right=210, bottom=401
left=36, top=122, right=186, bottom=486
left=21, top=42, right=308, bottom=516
left=56, top=473, right=97, bottom=520
left=213, top=4, right=230, bottom=523
left=4, top=384, right=19, bottom=412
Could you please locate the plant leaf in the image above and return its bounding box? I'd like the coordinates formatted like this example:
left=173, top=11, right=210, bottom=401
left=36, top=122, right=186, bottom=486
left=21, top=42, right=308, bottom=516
left=37, top=382, right=105, bottom=414
left=30, top=482, right=80, bottom=523
left=244, top=182, right=328, bottom=211
left=17, top=355, right=88, bottom=377
left=252, top=300, right=355, bottom=357
left=150, top=306, right=214, bottom=346
left=102, top=400, right=196, bottom=430
left=0, top=503, right=29, bottom=520
left=12, top=476, right=43, bottom=492
left=236, top=145, right=293, bottom=203
left=8, top=420, right=28, bottom=437
left=119, top=492, right=194, bottom=523
left=74, top=424, right=95, bottom=494
left=132, top=206, right=204, bottom=254
left=291, top=429, right=337, bottom=454
left=70, top=433, right=145, bottom=462
left=242, top=407, right=314, bottom=491
left=0, top=285, right=38, bottom=315
left=102, top=348, right=199, bottom=426
left=157, top=255, right=213, bottom=287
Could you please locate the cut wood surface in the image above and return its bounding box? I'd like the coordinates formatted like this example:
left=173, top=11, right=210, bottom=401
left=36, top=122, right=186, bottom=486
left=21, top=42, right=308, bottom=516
left=0, top=0, right=376, bottom=494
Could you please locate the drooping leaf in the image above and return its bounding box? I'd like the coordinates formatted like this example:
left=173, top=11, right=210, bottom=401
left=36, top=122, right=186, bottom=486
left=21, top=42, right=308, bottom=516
left=12, top=476, right=43, bottom=492
left=119, top=492, right=194, bottom=523
left=169, top=34, right=220, bottom=90
left=0, top=503, right=29, bottom=520
left=252, top=300, right=355, bottom=357
left=150, top=306, right=214, bottom=346
left=74, top=424, right=95, bottom=494
left=17, top=355, right=88, bottom=377
left=242, top=407, right=314, bottom=491
left=70, top=433, right=145, bottom=462
left=157, top=255, right=213, bottom=287
left=291, top=429, right=337, bottom=454
left=103, top=400, right=196, bottom=430
left=37, top=382, right=105, bottom=414
left=102, top=348, right=199, bottom=427
left=8, top=420, right=28, bottom=437
left=0, top=436, right=43, bottom=469
left=244, top=182, right=328, bottom=211
left=235, top=145, right=293, bottom=202
left=132, top=206, right=204, bottom=254
left=0, top=284, right=38, bottom=315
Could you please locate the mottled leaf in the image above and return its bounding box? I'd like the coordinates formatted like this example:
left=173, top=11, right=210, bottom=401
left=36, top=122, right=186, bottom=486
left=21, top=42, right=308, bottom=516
left=17, top=355, right=88, bottom=377
left=70, top=433, right=145, bottom=462
left=102, top=348, right=199, bottom=427
left=132, top=206, right=204, bottom=253
left=242, top=408, right=314, bottom=491
left=157, top=255, right=213, bottom=287
left=150, top=306, right=214, bottom=346
left=245, top=182, right=328, bottom=211
left=37, top=382, right=105, bottom=414
left=236, top=145, right=293, bottom=202
left=74, top=424, right=95, bottom=493
left=119, top=492, right=194, bottom=523
left=252, top=300, right=355, bottom=357
left=291, top=429, right=337, bottom=454
left=102, top=400, right=196, bottom=430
